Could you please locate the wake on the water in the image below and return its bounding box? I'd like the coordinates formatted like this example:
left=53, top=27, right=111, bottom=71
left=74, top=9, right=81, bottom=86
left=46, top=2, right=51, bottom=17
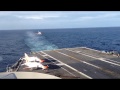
left=25, top=31, right=58, bottom=51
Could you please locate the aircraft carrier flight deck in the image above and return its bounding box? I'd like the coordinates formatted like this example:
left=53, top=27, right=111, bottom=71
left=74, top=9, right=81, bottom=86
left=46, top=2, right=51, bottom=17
left=9, top=47, right=120, bottom=79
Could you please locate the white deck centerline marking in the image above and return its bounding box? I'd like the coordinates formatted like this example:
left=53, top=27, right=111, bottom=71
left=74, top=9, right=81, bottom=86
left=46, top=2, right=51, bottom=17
left=99, top=58, right=120, bottom=64
left=104, top=58, right=120, bottom=64
left=40, top=51, right=92, bottom=79
left=42, top=55, right=48, bottom=57
left=66, top=49, right=120, bottom=67
left=82, top=47, right=101, bottom=53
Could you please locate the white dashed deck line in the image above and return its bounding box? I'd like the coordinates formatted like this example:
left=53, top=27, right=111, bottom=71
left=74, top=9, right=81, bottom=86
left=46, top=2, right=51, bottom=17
left=66, top=49, right=120, bottom=67
left=40, top=51, right=92, bottom=79
left=82, top=47, right=101, bottom=53
left=75, top=50, right=120, bottom=64
left=42, top=55, right=48, bottom=57
left=83, top=69, right=87, bottom=72
left=55, top=50, right=101, bottom=69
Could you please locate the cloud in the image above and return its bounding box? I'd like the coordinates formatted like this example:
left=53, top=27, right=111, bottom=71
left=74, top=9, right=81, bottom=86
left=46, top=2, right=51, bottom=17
left=76, top=13, right=120, bottom=21
left=17, top=15, right=43, bottom=20
left=15, top=15, right=61, bottom=20
left=0, top=11, right=63, bottom=20
left=0, top=11, right=120, bottom=30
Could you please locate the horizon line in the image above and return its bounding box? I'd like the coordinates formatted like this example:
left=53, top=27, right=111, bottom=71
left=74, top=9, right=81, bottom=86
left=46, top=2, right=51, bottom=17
left=0, top=26, right=120, bottom=30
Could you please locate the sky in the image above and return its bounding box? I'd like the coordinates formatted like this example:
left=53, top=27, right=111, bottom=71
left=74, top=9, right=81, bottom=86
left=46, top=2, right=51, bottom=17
left=0, top=11, right=120, bottom=30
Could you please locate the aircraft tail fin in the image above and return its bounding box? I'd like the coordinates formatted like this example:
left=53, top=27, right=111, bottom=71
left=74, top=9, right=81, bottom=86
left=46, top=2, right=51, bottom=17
left=24, top=53, right=30, bottom=62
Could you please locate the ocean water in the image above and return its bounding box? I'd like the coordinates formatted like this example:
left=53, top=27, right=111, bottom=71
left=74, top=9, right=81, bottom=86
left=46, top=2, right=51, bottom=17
left=0, top=27, right=120, bottom=72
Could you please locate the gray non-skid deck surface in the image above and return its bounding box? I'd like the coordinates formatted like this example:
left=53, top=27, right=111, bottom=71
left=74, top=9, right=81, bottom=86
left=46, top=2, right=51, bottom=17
left=18, top=52, right=84, bottom=79
left=18, top=47, right=120, bottom=79
left=56, top=49, right=120, bottom=77
left=69, top=47, right=120, bottom=62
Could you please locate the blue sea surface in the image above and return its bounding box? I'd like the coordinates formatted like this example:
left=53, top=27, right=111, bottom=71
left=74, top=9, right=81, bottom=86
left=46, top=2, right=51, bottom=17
left=0, top=27, right=120, bottom=72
